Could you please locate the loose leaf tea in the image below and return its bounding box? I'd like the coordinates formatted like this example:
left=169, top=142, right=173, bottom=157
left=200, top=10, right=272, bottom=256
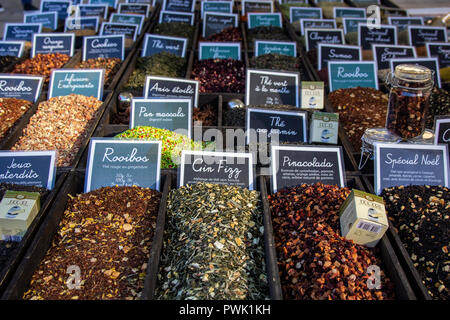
left=157, top=183, right=269, bottom=300
left=0, top=56, right=20, bottom=73
left=193, top=104, right=218, bottom=126
left=0, top=183, right=49, bottom=273
left=381, top=185, right=449, bottom=300
left=115, top=126, right=208, bottom=169
left=250, top=53, right=303, bottom=73
left=11, top=94, right=103, bottom=167
left=204, top=27, right=243, bottom=42
left=328, top=87, right=388, bottom=151
left=192, top=58, right=245, bottom=93
left=0, top=98, right=33, bottom=141
left=125, top=53, right=186, bottom=91
left=75, top=57, right=121, bottom=87
left=426, top=88, right=450, bottom=129
left=12, top=53, right=70, bottom=84
left=153, top=22, right=195, bottom=49
left=269, top=183, right=395, bottom=300
left=247, top=26, right=289, bottom=50
left=22, top=186, right=161, bottom=300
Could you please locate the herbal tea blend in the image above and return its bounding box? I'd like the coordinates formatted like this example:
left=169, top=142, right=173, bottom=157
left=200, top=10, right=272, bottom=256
left=426, top=88, right=450, bottom=129
left=192, top=58, right=245, bottom=93
left=75, top=57, right=121, bottom=87
left=22, top=186, right=161, bottom=300
left=204, top=27, right=243, bottom=42
left=12, top=53, right=70, bottom=84
left=250, top=53, right=303, bottom=73
left=269, top=183, right=395, bottom=300
left=193, top=104, right=218, bottom=127
left=0, top=56, right=20, bottom=73
left=0, top=98, right=33, bottom=141
left=381, top=185, right=449, bottom=300
left=153, top=23, right=195, bottom=49
left=157, top=183, right=269, bottom=300
left=247, top=27, right=289, bottom=50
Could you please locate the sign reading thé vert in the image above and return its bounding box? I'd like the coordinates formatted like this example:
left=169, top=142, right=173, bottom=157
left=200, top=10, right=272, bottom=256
left=49, top=69, right=105, bottom=100
left=142, top=34, right=187, bottom=58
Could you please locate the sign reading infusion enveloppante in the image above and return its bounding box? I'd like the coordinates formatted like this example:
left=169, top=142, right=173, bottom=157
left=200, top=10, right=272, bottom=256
left=374, top=143, right=449, bottom=195
left=49, top=69, right=104, bottom=100
left=85, top=138, right=161, bottom=193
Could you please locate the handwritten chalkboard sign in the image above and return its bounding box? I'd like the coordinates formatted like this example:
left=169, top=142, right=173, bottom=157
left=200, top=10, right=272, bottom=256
left=203, top=12, right=238, bottom=38
left=178, top=151, right=255, bottom=190
left=242, top=0, right=273, bottom=15
left=65, top=17, right=99, bottom=32
left=342, top=18, right=367, bottom=34
left=408, top=26, right=447, bottom=47
left=159, top=10, right=195, bottom=25
left=255, top=40, right=296, bottom=57
left=388, top=17, right=423, bottom=31
left=0, top=151, right=57, bottom=190
left=300, top=19, right=336, bottom=35
left=142, top=34, right=187, bottom=58
left=435, top=117, right=450, bottom=158
left=0, top=41, right=25, bottom=57
left=144, top=76, right=199, bottom=108
left=199, top=42, right=240, bottom=60
left=290, top=7, right=322, bottom=23
left=100, top=22, right=138, bottom=41
left=0, top=75, right=43, bottom=102
left=83, top=35, right=125, bottom=61
left=248, top=13, right=282, bottom=28
left=333, top=7, right=366, bottom=18
left=328, top=61, right=378, bottom=92
left=358, top=24, right=397, bottom=50
left=246, top=69, right=300, bottom=107
left=79, top=4, right=109, bottom=19
left=3, top=24, right=42, bottom=42
left=85, top=138, right=161, bottom=193
left=271, top=145, right=346, bottom=193
left=119, top=3, right=151, bottom=17
left=426, top=42, right=450, bottom=69
left=390, top=57, right=441, bottom=88
left=24, top=12, right=57, bottom=31
left=41, top=0, right=71, bottom=21
left=373, top=44, right=416, bottom=71
left=130, top=98, right=192, bottom=138
left=246, top=108, right=307, bottom=145
left=317, top=44, right=361, bottom=70
left=49, top=69, right=104, bottom=100
left=163, top=0, right=195, bottom=12
left=374, top=143, right=449, bottom=195
left=32, top=33, right=75, bottom=57
left=89, top=0, right=117, bottom=8
left=305, top=28, right=344, bottom=52
left=110, top=13, right=145, bottom=33
left=201, top=1, right=233, bottom=17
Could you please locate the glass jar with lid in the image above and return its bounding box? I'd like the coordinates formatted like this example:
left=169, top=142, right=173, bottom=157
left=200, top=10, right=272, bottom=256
left=385, top=64, right=434, bottom=140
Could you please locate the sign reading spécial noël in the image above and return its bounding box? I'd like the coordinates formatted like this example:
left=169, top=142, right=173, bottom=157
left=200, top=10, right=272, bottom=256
left=85, top=138, right=161, bottom=193
left=328, top=61, right=378, bottom=92
left=142, top=34, right=187, bottom=58
left=32, top=33, right=75, bottom=57
left=0, top=75, right=43, bottom=102
left=374, top=143, right=449, bottom=195
left=49, top=69, right=105, bottom=100
left=83, top=35, right=125, bottom=61
left=0, top=41, right=25, bottom=58
left=271, top=145, right=346, bottom=193
left=0, top=150, right=57, bottom=190
left=178, top=151, right=255, bottom=190
left=144, top=76, right=199, bottom=108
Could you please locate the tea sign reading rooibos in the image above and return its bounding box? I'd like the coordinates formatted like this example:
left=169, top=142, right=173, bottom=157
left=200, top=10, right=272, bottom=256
left=0, top=75, right=43, bottom=102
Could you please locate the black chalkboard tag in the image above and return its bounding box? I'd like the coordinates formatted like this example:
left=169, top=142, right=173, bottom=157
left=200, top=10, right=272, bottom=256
left=434, top=116, right=450, bottom=159
left=159, top=10, right=195, bottom=25
left=246, top=108, right=307, bottom=145
left=0, top=150, right=57, bottom=190
left=408, top=26, right=447, bottom=47
left=0, top=41, right=25, bottom=58
left=202, top=12, right=238, bottom=39
left=317, top=44, right=361, bottom=70
left=100, top=22, right=139, bottom=41
left=358, top=24, right=397, bottom=50
left=85, top=138, right=162, bottom=193
left=387, top=16, right=423, bottom=31
left=83, top=35, right=125, bottom=61
left=0, top=75, right=44, bottom=102
left=2, top=23, right=42, bottom=42
left=163, top=0, right=195, bottom=13
left=118, top=3, right=151, bottom=17
left=390, top=57, right=441, bottom=88
left=142, top=34, right=187, bottom=58
left=245, top=69, right=300, bottom=107
left=144, top=76, right=199, bottom=108
left=374, top=143, right=449, bottom=195
left=300, top=19, right=336, bottom=36
left=271, top=145, right=346, bottom=193
left=242, top=0, right=273, bottom=15
left=178, top=151, right=255, bottom=190
left=305, top=28, right=344, bottom=52
left=372, top=44, right=416, bottom=71
left=32, top=33, right=75, bottom=57
left=426, top=42, right=450, bottom=69
left=79, top=4, right=109, bottom=19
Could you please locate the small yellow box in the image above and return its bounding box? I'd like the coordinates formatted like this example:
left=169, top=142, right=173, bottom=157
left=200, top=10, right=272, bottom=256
left=339, top=189, right=388, bottom=248
left=0, top=191, right=40, bottom=241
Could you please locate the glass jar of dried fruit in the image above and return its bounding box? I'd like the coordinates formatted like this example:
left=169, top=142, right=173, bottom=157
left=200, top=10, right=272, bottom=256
left=385, top=64, right=434, bottom=140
